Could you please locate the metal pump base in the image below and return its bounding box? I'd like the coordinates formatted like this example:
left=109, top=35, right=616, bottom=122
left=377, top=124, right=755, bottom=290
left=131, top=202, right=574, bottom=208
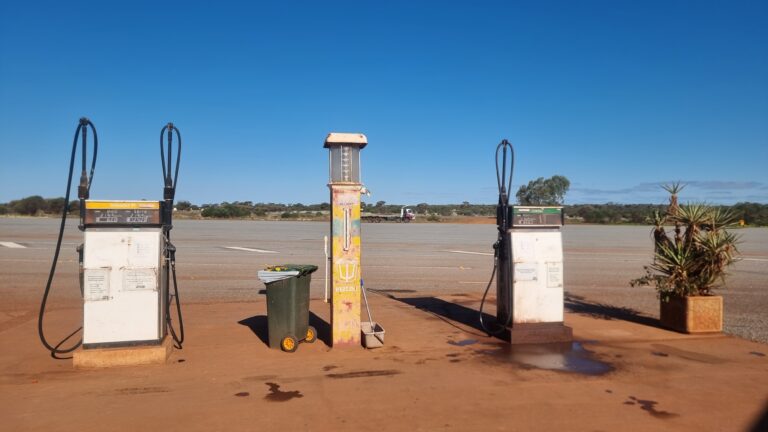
left=507, top=322, right=573, bottom=345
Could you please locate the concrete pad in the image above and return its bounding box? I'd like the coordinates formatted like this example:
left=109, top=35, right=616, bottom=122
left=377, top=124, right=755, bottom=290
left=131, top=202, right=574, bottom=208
left=73, top=337, right=173, bottom=369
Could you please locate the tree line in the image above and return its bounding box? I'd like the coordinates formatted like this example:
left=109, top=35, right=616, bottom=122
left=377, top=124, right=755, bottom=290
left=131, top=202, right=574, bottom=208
left=2, top=195, right=768, bottom=226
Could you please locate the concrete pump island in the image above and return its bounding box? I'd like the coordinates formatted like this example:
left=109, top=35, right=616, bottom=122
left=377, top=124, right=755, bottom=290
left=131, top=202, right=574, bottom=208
left=0, top=121, right=766, bottom=431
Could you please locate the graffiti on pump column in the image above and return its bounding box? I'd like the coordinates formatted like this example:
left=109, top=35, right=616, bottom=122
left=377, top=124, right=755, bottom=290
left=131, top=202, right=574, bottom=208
left=337, top=258, right=358, bottom=281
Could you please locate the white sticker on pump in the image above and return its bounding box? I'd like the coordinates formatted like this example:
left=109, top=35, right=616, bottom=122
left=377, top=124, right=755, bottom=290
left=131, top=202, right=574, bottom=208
left=122, top=268, right=157, bottom=291
left=84, top=268, right=110, bottom=301
left=514, top=263, right=538, bottom=282
left=547, top=262, right=563, bottom=288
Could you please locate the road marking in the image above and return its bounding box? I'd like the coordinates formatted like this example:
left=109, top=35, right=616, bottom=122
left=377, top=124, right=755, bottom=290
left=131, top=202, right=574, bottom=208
left=459, top=281, right=487, bottom=284
left=743, top=258, right=768, bottom=262
left=224, top=246, right=278, bottom=254
left=0, top=242, right=26, bottom=249
left=444, top=250, right=493, bottom=256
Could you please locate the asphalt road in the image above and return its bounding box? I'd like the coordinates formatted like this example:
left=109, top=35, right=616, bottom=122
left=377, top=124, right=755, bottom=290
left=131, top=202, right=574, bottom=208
left=1, top=217, right=766, bottom=342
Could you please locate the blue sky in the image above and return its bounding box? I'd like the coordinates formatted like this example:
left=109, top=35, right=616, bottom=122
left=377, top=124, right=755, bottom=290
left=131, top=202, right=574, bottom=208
left=1, top=1, right=766, bottom=205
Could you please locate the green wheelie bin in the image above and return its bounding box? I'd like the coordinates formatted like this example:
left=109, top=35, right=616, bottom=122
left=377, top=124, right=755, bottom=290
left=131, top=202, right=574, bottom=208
left=257, top=264, right=318, bottom=352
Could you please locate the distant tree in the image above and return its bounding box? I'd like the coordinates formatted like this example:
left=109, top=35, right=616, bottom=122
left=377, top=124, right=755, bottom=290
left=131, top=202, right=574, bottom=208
left=176, top=200, right=192, bottom=211
left=516, top=175, right=570, bottom=205
left=416, top=203, right=429, bottom=214
left=45, top=197, right=67, bottom=214
left=11, top=196, right=46, bottom=215
left=375, top=200, right=386, bottom=209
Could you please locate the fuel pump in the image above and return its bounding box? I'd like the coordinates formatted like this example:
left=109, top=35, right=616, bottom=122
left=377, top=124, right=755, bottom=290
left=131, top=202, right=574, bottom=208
left=480, top=139, right=572, bottom=344
left=325, top=132, right=366, bottom=348
left=38, top=119, right=185, bottom=363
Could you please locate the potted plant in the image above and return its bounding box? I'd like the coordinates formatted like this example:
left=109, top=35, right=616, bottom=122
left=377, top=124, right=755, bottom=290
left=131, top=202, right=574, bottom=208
left=631, top=183, right=740, bottom=333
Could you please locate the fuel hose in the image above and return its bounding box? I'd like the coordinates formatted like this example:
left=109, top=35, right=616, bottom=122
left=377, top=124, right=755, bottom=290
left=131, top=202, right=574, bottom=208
left=479, top=139, right=514, bottom=336
left=38, top=118, right=98, bottom=356
left=161, top=123, right=185, bottom=348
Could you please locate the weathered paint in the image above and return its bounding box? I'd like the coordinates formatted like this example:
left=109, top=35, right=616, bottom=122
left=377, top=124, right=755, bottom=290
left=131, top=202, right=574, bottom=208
left=330, top=185, right=362, bottom=347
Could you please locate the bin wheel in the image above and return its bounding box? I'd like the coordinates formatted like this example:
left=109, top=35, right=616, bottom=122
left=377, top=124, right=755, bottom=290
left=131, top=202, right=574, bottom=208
left=305, top=326, right=317, bottom=344
left=281, top=335, right=298, bottom=353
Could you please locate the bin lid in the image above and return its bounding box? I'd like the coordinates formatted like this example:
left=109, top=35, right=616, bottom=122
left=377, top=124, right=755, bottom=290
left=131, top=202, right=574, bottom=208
left=258, top=264, right=318, bottom=284
left=257, top=270, right=300, bottom=284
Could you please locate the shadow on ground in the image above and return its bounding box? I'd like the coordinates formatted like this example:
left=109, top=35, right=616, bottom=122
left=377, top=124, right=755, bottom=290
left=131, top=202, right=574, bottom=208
left=564, top=293, right=659, bottom=328
left=238, top=312, right=331, bottom=348
left=374, top=290, right=660, bottom=337
left=379, top=294, right=501, bottom=340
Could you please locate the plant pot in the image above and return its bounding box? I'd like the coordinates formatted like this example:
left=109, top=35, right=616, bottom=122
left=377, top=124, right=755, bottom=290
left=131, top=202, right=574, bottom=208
left=660, top=295, right=723, bottom=334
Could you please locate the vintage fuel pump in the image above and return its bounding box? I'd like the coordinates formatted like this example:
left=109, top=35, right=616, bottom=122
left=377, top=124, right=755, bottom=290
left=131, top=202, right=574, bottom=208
left=38, top=119, right=184, bottom=364
left=480, top=139, right=572, bottom=344
left=325, top=132, right=366, bottom=348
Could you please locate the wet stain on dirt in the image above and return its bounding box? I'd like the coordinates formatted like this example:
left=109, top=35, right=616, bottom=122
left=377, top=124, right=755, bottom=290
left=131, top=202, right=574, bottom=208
left=177, top=359, right=186, bottom=363
left=326, top=370, right=401, bottom=379
left=449, top=359, right=461, bottom=363
left=264, top=383, right=303, bottom=402
left=605, top=389, right=613, bottom=394
left=749, top=351, right=766, bottom=357
left=649, top=344, right=723, bottom=364
left=445, top=353, right=461, bottom=358
left=322, top=365, right=339, bottom=371
left=626, top=396, right=679, bottom=419
left=448, top=339, right=478, bottom=347
left=477, top=342, right=614, bottom=376
left=234, top=392, right=250, bottom=397
left=115, top=386, right=170, bottom=395
left=651, top=351, right=669, bottom=357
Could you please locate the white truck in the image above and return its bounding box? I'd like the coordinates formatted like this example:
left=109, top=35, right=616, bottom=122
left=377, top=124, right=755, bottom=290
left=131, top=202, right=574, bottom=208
left=361, top=206, right=415, bottom=223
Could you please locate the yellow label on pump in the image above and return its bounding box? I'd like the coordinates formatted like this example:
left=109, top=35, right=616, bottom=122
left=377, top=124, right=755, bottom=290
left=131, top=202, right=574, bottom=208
left=85, top=201, right=161, bottom=210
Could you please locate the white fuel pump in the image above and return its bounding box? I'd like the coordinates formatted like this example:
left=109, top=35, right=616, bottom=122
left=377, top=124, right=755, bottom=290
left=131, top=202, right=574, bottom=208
left=480, top=140, right=572, bottom=344
left=38, top=119, right=184, bottom=359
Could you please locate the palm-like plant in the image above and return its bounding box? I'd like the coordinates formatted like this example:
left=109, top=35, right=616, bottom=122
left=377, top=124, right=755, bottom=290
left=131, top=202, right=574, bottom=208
left=631, top=185, right=740, bottom=300
left=662, top=182, right=685, bottom=243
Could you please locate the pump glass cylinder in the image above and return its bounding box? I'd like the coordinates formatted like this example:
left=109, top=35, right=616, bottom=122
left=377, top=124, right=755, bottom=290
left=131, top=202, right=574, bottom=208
left=328, top=145, right=360, bottom=183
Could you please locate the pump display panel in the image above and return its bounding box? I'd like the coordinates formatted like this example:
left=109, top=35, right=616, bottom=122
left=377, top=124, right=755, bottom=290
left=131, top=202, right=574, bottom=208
left=511, top=207, right=563, bottom=227
left=84, top=200, right=162, bottom=226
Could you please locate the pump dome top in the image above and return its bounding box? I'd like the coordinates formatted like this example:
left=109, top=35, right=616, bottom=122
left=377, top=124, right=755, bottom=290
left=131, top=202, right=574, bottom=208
left=324, top=132, right=367, bottom=149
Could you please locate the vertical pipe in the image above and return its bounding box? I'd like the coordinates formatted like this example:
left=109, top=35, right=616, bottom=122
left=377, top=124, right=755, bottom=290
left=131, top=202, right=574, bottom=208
left=324, top=235, right=329, bottom=303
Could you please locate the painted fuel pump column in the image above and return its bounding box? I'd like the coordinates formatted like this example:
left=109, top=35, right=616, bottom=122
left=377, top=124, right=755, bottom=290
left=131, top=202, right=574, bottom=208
left=325, top=133, right=367, bottom=347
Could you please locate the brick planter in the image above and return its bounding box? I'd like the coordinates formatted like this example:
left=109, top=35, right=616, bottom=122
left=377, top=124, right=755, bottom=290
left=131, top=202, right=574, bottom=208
left=660, top=295, right=723, bottom=334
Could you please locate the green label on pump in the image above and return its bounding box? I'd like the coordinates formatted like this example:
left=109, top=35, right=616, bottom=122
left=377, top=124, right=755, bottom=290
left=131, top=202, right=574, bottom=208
left=512, top=207, right=563, bottom=227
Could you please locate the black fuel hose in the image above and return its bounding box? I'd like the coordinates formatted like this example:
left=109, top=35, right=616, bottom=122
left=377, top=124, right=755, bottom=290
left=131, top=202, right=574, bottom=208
left=161, top=123, right=184, bottom=348
left=38, top=118, right=98, bottom=356
left=479, top=139, right=514, bottom=336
